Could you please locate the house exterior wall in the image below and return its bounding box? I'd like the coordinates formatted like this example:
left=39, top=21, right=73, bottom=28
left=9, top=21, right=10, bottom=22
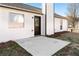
left=0, top=7, right=43, bottom=42
left=46, top=4, right=54, bottom=35
left=41, top=3, right=46, bottom=35
left=62, top=19, right=68, bottom=31
left=42, top=3, right=54, bottom=35
left=55, top=18, right=68, bottom=32
left=73, top=21, right=79, bottom=33
left=41, top=15, right=45, bottom=35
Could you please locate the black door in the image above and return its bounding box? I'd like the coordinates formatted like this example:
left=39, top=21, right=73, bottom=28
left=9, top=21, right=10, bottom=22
left=34, top=16, right=41, bottom=35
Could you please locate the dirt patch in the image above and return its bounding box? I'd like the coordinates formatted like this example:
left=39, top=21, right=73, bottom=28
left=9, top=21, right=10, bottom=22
left=0, top=41, right=32, bottom=56
left=53, top=43, right=79, bottom=56
left=47, top=31, right=69, bottom=37
left=49, top=32, right=79, bottom=56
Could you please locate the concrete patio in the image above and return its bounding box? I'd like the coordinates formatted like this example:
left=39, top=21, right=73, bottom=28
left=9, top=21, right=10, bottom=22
left=15, top=36, right=70, bottom=56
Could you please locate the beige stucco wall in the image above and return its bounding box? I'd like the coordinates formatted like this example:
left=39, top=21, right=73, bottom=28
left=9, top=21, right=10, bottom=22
left=0, top=7, right=43, bottom=42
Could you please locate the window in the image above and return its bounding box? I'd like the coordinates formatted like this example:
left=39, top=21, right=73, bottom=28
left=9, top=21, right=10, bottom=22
left=60, top=19, right=62, bottom=30
left=9, top=12, right=24, bottom=28
left=60, top=25, right=62, bottom=30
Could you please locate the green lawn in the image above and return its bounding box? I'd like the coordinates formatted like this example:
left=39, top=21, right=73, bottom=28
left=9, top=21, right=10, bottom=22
left=0, top=41, right=32, bottom=56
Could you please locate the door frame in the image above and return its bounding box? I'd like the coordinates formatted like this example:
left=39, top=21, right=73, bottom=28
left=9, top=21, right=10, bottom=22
left=34, top=16, right=41, bottom=36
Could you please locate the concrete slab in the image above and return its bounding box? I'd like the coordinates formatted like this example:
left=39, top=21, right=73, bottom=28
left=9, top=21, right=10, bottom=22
left=15, top=36, right=70, bottom=56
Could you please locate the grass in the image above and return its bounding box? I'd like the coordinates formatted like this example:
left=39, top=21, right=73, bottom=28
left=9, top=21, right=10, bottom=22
left=0, top=32, right=79, bottom=56
left=0, top=41, right=32, bottom=56
left=53, top=44, right=79, bottom=56
left=50, top=32, right=79, bottom=56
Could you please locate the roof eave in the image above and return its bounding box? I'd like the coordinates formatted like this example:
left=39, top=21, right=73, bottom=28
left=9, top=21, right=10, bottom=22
left=0, top=4, right=43, bottom=15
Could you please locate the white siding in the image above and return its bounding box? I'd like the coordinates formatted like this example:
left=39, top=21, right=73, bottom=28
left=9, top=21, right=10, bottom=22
left=62, top=19, right=68, bottom=31
left=41, top=15, right=45, bottom=35
left=0, top=7, right=42, bottom=42
left=55, top=18, right=68, bottom=32
left=42, top=3, right=54, bottom=35
left=75, top=21, right=79, bottom=29
left=55, top=18, right=61, bottom=32
left=41, top=4, right=46, bottom=35
left=73, top=21, right=79, bottom=33
left=46, top=3, right=54, bottom=35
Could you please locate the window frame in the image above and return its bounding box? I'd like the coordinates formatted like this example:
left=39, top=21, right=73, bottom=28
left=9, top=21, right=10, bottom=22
left=8, top=12, right=25, bottom=28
